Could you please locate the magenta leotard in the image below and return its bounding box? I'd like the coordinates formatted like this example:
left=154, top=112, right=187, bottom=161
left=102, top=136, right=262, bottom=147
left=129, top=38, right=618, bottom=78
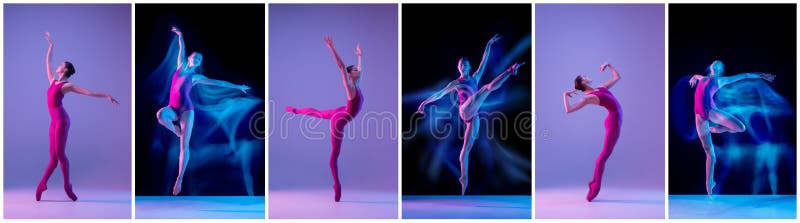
left=168, top=70, right=194, bottom=113
left=586, top=87, right=622, bottom=201
left=693, top=77, right=717, bottom=120
left=454, top=77, right=478, bottom=105
left=39, top=80, right=77, bottom=201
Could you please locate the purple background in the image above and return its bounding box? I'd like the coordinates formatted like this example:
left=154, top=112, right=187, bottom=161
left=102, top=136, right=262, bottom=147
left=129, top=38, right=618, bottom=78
left=3, top=4, right=132, bottom=190
left=268, top=4, right=398, bottom=192
left=535, top=4, right=665, bottom=189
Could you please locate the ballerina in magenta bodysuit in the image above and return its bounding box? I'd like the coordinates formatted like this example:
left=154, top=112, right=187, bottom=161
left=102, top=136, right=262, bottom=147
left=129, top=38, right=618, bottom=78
left=285, top=36, right=363, bottom=202
left=155, top=26, right=251, bottom=195
left=36, top=32, right=120, bottom=201
left=688, top=60, right=775, bottom=198
left=416, top=34, right=525, bottom=195
left=562, top=63, right=622, bottom=202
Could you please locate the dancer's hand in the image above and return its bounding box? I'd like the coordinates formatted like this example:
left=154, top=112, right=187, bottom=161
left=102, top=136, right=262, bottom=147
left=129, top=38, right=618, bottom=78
left=600, top=63, right=611, bottom=72
left=759, top=73, right=775, bottom=82
left=171, top=26, right=182, bottom=36
left=45, top=32, right=53, bottom=45
left=415, top=107, right=426, bottom=115
left=355, top=43, right=362, bottom=56
left=564, top=89, right=579, bottom=98
left=324, top=36, right=334, bottom=49
left=107, top=96, right=120, bottom=105
left=238, top=84, right=251, bottom=93
left=507, top=61, right=526, bottom=75
left=488, top=33, right=501, bottom=44
left=689, top=75, right=699, bottom=88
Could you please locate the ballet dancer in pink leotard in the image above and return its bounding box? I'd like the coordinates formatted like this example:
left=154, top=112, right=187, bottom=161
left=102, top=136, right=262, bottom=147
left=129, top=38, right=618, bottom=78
left=563, top=63, right=622, bottom=202
left=155, top=26, right=251, bottom=195
left=416, top=34, right=525, bottom=195
left=285, top=36, right=363, bottom=202
left=688, top=60, right=775, bottom=198
left=36, top=32, right=120, bottom=201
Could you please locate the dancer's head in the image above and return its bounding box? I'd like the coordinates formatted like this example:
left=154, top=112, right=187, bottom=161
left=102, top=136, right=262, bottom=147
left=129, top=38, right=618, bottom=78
left=574, top=75, right=592, bottom=91
left=56, top=61, right=76, bottom=79
left=346, top=65, right=361, bottom=81
left=707, top=60, right=725, bottom=77
left=458, top=57, right=472, bottom=76
left=188, top=52, right=203, bottom=68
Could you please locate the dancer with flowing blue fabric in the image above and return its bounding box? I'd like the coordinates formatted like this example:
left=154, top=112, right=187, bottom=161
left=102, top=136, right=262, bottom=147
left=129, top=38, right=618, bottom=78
left=416, top=34, right=525, bottom=195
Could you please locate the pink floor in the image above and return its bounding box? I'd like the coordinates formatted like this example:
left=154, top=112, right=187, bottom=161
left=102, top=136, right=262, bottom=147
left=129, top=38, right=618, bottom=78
left=536, top=186, right=664, bottom=219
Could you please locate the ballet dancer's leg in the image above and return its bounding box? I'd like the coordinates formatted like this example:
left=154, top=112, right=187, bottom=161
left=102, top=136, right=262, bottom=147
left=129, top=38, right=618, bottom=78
left=695, top=115, right=716, bottom=198
left=329, top=114, right=349, bottom=202
left=708, top=109, right=745, bottom=134
left=53, top=120, right=76, bottom=201
left=36, top=122, right=59, bottom=201
left=286, top=106, right=342, bottom=120
left=173, top=110, right=195, bottom=195
left=587, top=116, right=621, bottom=202
left=157, top=107, right=181, bottom=136
left=458, top=119, right=479, bottom=195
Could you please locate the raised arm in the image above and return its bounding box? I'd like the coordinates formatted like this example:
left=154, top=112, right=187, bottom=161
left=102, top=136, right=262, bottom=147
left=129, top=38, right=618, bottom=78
left=355, top=43, right=363, bottom=73
left=63, top=83, right=119, bottom=105
left=45, top=32, right=55, bottom=83
left=563, top=90, right=598, bottom=114
left=718, top=72, right=775, bottom=88
left=472, top=34, right=501, bottom=81
left=171, top=26, right=187, bottom=71
left=597, top=63, right=621, bottom=89
left=416, top=81, right=460, bottom=115
left=192, top=74, right=250, bottom=93
left=325, top=36, right=355, bottom=97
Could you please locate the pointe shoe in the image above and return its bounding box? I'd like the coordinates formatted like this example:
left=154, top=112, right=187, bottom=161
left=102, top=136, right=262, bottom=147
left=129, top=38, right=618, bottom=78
left=36, top=183, right=47, bottom=201
left=64, top=184, right=78, bottom=201
left=706, top=180, right=716, bottom=199
left=172, top=182, right=182, bottom=196
left=285, top=106, right=295, bottom=113
left=458, top=176, right=468, bottom=196
left=586, top=181, right=600, bottom=202
left=333, top=183, right=342, bottom=202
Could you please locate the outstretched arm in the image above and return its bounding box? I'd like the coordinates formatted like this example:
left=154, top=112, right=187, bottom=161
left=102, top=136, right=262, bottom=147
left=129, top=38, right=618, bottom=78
left=63, top=83, right=119, bottom=105
left=192, top=75, right=250, bottom=93
left=417, top=81, right=460, bottom=115
left=45, top=32, right=55, bottom=83
left=473, top=34, right=501, bottom=81
left=563, top=90, right=597, bottom=114
left=324, top=36, right=354, bottom=91
left=171, top=26, right=187, bottom=71
left=597, top=63, right=621, bottom=89
left=718, top=72, right=775, bottom=88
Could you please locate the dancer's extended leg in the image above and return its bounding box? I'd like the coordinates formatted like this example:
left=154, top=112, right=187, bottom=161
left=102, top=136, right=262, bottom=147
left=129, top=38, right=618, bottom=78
left=708, top=109, right=745, bottom=134
left=173, top=110, right=194, bottom=195
left=587, top=115, right=621, bottom=202
left=695, top=115, right=716, bottom=198
left=286, top=106, right=344, bottom=120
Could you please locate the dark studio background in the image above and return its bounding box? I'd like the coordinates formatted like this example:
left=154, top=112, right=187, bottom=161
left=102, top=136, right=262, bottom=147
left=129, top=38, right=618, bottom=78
left=135, top=4, right=265, bottom=196
left=402, top=4, right=532, bottom=195
left=668, top=4, right=796, bottom=195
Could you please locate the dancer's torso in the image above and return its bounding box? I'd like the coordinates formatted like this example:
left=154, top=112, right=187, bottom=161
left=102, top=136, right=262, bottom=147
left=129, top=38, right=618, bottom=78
left=169, top=70, right=195, bottom=112
left=693, top=77, right=717, bottom=119
left=588, top=87, right=622, bottom=119
left=454, top=77, right=478, bottom=105
left=47, top=80, right=69, bottom=120
left=345, top=88, right=364, bottom=117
